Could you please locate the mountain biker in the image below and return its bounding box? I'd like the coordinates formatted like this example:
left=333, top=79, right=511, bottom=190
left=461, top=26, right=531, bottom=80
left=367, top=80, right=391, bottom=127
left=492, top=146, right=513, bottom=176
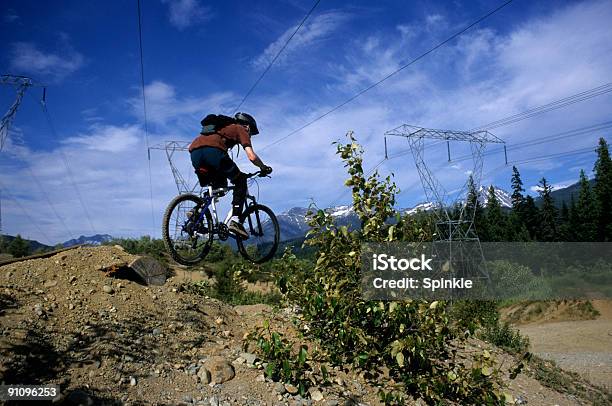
left=188, top=112, right=272, bottom=239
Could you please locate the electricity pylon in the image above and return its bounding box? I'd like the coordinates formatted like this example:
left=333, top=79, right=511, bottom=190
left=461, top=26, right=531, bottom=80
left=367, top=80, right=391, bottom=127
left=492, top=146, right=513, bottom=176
left=385, top=124, right=506, bottom=295
left=0, top=75, right=44, bottom=242
left=149, top=141, right=197, bottom=194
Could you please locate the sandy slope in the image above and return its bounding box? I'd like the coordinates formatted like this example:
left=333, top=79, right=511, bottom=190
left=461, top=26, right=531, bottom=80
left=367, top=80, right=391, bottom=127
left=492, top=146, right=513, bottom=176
left=518, top=300, right=612, bottom=390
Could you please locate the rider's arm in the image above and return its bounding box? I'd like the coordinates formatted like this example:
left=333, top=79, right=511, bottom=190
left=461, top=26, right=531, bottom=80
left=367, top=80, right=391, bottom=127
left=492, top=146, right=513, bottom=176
left=244, top=146, right=267, bottom=169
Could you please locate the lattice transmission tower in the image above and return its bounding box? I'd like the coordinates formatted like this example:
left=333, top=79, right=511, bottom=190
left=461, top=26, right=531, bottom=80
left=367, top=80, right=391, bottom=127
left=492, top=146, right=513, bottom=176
left=0, top=75, right=45, bottom=242
left=385, top=124, right=506, bottom=291
left=149, top=141, right=198, bottom=194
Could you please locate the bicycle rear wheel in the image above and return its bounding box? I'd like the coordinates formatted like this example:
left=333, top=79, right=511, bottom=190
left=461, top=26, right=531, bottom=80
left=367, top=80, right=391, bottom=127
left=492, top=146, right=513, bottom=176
left=237, top=204, right=280, bottom=264
left=162, top=194, right=213, bottom=265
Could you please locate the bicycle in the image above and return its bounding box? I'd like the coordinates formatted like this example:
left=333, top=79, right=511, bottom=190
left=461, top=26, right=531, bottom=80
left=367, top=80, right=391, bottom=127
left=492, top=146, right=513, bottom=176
left=162, top=171, right=280, bottom=265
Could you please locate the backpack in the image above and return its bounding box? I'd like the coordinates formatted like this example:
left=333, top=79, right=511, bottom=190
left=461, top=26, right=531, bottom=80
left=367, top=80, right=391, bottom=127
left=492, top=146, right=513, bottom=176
left=200, top=114, right=237, bottom=135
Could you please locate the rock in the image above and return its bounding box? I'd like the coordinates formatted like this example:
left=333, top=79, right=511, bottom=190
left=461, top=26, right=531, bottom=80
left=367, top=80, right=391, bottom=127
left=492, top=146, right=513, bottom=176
left=204, top=357, right=235, bottom=384
left=197, top=368, right=211, bottom=384
left=324, top=401, right=339, bottom=406
left=241, top=352, right=257, bottom=365
left=44, top=280, right=58, bottom=288
left=65, top=389, right=94, bottom=406
left=183, top=394, right=193, bottom=403
left=309, top=389, right=324, bottom=401
left=209, top=395, right=220, bottom=406
left=152, top=328, right=161, bottom=336
left=102, top=285, right=114, bottom=294
left=113, top=244, right=125, bottom=251
left=274, top=382, right=286, bottom=394
left=255, top=374, right=265, bottom=382
left=285, top=383, right=299, bottom=395
left=130, top=376, right=137, bottom=386
left=215, top=317, right=224, bottom=325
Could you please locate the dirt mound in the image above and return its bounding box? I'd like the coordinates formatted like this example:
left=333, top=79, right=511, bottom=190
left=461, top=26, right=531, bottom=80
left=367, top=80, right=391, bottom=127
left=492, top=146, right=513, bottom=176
left=0, top=246, right=607, bottom=405
left=0, top=246, right=383, bottom=405
left=500, top=300, right=600, bottom=325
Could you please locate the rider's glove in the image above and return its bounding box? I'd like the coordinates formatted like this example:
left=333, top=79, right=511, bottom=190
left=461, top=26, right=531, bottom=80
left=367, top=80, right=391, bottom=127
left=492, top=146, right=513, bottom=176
left=260, top=165, right=273, bottom=176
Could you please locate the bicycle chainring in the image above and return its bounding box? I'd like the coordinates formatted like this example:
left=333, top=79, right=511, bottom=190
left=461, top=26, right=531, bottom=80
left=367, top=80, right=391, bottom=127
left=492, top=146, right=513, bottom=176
left=217, top=223, right=229, bottom=241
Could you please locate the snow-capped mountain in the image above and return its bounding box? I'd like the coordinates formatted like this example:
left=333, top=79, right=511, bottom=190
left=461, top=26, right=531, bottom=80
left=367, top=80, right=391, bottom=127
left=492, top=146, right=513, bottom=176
left=62, top=234, right=114, bottom=247
left=402, top=202, right=437, bottom=215
left=478, top=185, right=512, bottom=208
left=273, top=186, right=512, bottom=242
left=274, top=205, right=360, bottom=241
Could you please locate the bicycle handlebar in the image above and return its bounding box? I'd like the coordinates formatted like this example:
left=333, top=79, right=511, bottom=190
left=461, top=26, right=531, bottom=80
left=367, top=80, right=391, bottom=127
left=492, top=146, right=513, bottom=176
left=245, top=171, right=270, bottom=179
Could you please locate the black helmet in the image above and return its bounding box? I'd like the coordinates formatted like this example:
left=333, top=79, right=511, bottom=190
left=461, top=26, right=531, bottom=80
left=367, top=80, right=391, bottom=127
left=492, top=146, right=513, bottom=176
left=234, top=112, right=259, bottom=135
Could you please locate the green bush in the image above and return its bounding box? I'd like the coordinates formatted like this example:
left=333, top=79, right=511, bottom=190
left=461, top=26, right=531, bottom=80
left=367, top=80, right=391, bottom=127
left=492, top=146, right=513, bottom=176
left=256, top=135, right=513, bottom=404
left=481, top=322, right=530, bottom=353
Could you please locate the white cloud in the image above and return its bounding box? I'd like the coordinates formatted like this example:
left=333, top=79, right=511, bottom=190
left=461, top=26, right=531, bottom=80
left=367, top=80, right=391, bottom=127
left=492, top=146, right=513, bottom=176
left=253, top=11, right=349, bottom=69
left=130, top=80, right=236, bottom=130
left=161, top=0, right=211, bottom=30
left=9, top=42, right=84, bottom=81
left=63, top=125, right=141, bottom=153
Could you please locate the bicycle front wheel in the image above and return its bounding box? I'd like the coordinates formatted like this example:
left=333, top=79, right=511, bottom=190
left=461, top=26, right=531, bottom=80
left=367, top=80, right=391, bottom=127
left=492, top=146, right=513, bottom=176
left=237, top=204, right=280, bottom=264
left=162, top=193, right=213, bottom=265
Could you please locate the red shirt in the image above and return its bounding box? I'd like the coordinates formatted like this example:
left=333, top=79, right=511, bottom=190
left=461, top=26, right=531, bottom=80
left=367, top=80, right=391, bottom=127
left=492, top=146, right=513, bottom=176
left=189, top=124, right=252, bottom=153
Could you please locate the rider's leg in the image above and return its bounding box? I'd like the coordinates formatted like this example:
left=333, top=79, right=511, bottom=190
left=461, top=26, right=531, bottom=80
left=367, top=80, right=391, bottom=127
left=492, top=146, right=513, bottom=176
left=216, top=153, right=249, bottom=239
left=230, top=173, right=247, bottom=216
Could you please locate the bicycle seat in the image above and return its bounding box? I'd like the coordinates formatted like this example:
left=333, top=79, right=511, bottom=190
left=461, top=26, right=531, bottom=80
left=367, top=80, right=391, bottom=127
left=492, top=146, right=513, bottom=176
left=195, top=166, right=228, bottom=189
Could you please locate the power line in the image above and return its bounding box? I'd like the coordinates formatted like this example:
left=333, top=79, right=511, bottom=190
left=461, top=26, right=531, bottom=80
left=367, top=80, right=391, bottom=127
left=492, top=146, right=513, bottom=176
left=0, top=181, right=53, bottom=246
left=232, top=0, right=321, bottom=113
left=450, top=120, right=612, bottom=163
left=136, top=0, right=156, bottom=232
left=481, top=145, right=600, bottom=179
left=40, top=101, right=97, bottom=235
left=389, top=84, right=612, bottom=154
left=24, top=165, right=75, bottom=241
left=261, top=0, right=515, bottom=152
left=472, top=83, right=612, bottom=131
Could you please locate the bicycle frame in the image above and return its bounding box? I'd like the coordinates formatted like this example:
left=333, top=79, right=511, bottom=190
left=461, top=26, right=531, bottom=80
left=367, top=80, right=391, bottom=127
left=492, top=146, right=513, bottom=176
left=193, top=184, right=257, bottom=238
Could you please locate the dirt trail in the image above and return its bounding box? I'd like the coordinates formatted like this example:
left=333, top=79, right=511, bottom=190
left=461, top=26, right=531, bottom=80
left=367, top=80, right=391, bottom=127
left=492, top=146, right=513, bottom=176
left=518, top=300, right=612, bottom=390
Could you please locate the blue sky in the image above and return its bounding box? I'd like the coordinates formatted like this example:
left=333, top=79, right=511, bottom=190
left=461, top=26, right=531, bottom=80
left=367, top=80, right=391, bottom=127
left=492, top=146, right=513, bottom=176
left=1, top=0, right=611, bottom=244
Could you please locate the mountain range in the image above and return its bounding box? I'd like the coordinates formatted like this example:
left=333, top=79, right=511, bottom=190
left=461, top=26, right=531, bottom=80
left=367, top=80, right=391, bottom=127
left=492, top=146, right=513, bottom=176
left=274, top=185, right=513, bottom=241
left=0, top=179, right=593, bottom=249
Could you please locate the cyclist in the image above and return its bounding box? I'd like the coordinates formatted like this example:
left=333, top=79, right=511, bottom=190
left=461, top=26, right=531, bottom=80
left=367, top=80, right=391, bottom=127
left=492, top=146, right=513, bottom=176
left=188, top=112, right=272, bottom=239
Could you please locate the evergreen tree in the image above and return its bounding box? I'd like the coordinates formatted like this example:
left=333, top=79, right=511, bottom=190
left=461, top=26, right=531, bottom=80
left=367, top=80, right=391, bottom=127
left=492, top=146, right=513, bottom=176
left=465, top=175, right=485, bottom=237
left=593, top=137, right=612, bottom=241
left=510, top=166, right=525, bottom=211
left=574, top=170, right=597, bottom=241
left=557, top=201, right=571, bottom=241
left=568, top=196, right=579, bottom=241
left=522, top=195, right=539, bottom=240
left=485, top=185, right=507, bottom=241
left=537, top=178, right=558, bottom=241
left=8, top=234, right=30, bottom=258
left=509, top=166, right=528, bottom=241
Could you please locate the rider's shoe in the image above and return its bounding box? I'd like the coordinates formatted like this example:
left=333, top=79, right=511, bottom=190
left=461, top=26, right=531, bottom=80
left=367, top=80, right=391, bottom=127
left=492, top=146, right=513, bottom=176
left=229, top=220, right=249, bottom=239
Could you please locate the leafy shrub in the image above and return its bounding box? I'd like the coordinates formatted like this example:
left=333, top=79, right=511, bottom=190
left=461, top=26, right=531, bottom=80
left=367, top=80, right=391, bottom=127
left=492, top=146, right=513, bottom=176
left=185, top=263, right=282, bottom=306
left=247, top=320, right=313, bottom=396
left=451, top=300, right=499, bottom=334
left=259, top=135, right=512, bottom=404
left=481, top=321, right=530, bottom=353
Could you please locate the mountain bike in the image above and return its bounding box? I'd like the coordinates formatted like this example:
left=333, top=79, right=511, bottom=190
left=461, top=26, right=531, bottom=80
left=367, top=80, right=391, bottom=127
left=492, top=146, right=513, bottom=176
left=162, top=171, right=280, bottom=265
